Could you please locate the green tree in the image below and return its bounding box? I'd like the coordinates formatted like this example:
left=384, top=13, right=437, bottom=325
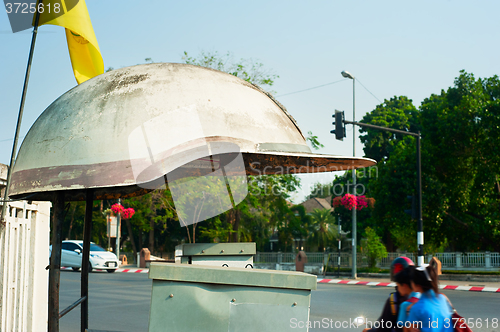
left=359, top=96, right=420, bottom=162
left=366, top=136, right=420, bottom=250
left=306, top=131, right=324, bottom=151
left=197, top=173, right=300, bottom=251
left=199, top=216, right=234, bottom=243
left=61, top=200, right=109, bottom=248
left=289, top=205, right=311, bottom=250
left=124, top=190, right=176, bottom=251
left=182, top=51, right=278, bottom=91
left=244, top=174, right=300, bottom=251
left=361, top=71, right=500, bottom=253
left=418, top=71, right=500, bottom=251
left=361, top=227, right=388, bottom=268
left=307, top=209, right=337, bottom=252
left=307, top=182, right=333, bottom=199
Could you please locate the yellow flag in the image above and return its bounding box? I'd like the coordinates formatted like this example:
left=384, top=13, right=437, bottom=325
left=37, top=0, right=104, bottom=84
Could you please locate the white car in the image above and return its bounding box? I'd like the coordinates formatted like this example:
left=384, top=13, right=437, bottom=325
left=50, top=240, right=120, bottom=273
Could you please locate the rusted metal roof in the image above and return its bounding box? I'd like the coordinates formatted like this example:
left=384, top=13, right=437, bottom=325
left=10, top=63, right=375, bottom=201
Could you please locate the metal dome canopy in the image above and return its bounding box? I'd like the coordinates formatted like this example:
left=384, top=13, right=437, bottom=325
left=10, top=63, right=375, bottom=201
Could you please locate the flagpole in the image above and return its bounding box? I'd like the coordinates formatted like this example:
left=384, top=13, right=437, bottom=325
left=0, top=2, right=43, bottom=225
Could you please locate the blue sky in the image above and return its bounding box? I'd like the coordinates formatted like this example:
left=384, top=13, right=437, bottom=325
left=1, top=0, right=499, bottom=203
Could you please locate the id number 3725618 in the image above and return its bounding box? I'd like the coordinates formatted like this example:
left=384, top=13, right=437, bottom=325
left=5, top=2, right=62, bottom=14
left=444, top=317, right=498, bottom=329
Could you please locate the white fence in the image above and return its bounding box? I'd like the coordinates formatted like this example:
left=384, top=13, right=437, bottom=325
left=126, top=251, right=500, bottom=270
left=0, top=200, right=51, bottom=332
left=255, top=251, right=500, bottom=270
left=433, top=252, right=499, bottom=269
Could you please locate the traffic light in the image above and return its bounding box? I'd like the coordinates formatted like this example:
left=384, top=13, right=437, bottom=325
left=404, top=195, right=417, bottom=219
left=331, top=110, right=346, bottom=141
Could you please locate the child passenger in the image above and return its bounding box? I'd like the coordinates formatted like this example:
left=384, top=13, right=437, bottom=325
left=395, top=267, right=420, bottom=328
left=406, top=264, right=453, bottom=332
left=362, top=257, right=414, bottom=332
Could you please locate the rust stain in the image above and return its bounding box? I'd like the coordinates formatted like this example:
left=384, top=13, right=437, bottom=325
left=10, top=151, right=375, bottom=201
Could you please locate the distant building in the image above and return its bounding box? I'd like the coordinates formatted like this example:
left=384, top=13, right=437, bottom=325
left=299, top=197, right=333, bottom=214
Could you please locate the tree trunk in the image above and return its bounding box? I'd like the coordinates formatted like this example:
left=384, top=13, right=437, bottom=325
left=149, top=219, right=154, bottom=253
left=386, top=232, right=394, bottom=252
left=138, top=229, right=143, bottom=250
left=192, top=223, right=196, bottom=244
left=66, top=203, right=77, bottom=240
left=185, top=225, right=192, bottom=243
left=232, top=210, right=240, bottom=243
left=226, top=210, right=235, bottom=242
left=125, top=217, right=137, bottom=257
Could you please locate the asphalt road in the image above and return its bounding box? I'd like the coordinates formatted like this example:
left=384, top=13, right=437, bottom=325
left=59, top=271, right=500, bottom=332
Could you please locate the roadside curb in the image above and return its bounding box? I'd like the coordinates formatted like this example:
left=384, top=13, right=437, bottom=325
left=317, top=278, right=500, bottom=293
left=61, top=267, right=149, bottom=273
left=116, top=268, right=149, bottom=273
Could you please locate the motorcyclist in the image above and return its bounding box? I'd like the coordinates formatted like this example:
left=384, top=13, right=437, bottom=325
left=362, top=257, right=415, bottom=332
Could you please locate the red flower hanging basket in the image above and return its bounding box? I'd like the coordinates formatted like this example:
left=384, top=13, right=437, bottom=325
left=110, top=204, right=135, bottom=219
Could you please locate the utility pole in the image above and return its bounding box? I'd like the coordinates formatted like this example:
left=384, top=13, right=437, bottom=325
left=116, top=198, right=121, bottom=260
left=331, top=113, right=424, bottom=266
left=416, top=132, right=423, bottom=266
left=345, top=119, right=424, bottom=266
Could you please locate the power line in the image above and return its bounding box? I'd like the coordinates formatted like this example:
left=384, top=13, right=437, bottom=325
left=355, top=78, right=382, bottom=103
left=276, top=77, right=383, bottom=105
left=276, top=79, right=345, bottom=97
left=0, top=136, right=25, bottom=143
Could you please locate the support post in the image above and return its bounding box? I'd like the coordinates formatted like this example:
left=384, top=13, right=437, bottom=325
left=343, top=120, right=423, bottom=267
left=337, top=217, right=341, bottom=278
left=81, top=190, right=93, bottom=332
left=352, top=170, right=357, bottom=279
left=417, top=132, right=424, bottom=266
left=116, top=198, right=121, bottom=259
left=48, top=192, right=64, bottom=332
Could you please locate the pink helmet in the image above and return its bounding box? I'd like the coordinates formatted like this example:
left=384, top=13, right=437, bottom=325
left=390, top=256, right=414, bottom=281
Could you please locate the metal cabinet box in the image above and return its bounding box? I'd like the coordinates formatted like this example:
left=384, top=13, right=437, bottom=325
left=148, top=263, right=316, bottom=332
left=175, top=243, right=256, bottom=268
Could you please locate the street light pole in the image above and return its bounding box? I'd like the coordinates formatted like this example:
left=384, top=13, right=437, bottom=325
left=341, top=70, right=357, bottom=279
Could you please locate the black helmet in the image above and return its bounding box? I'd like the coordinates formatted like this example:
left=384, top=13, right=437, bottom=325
left=390, top=256, right=414, bottom=281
